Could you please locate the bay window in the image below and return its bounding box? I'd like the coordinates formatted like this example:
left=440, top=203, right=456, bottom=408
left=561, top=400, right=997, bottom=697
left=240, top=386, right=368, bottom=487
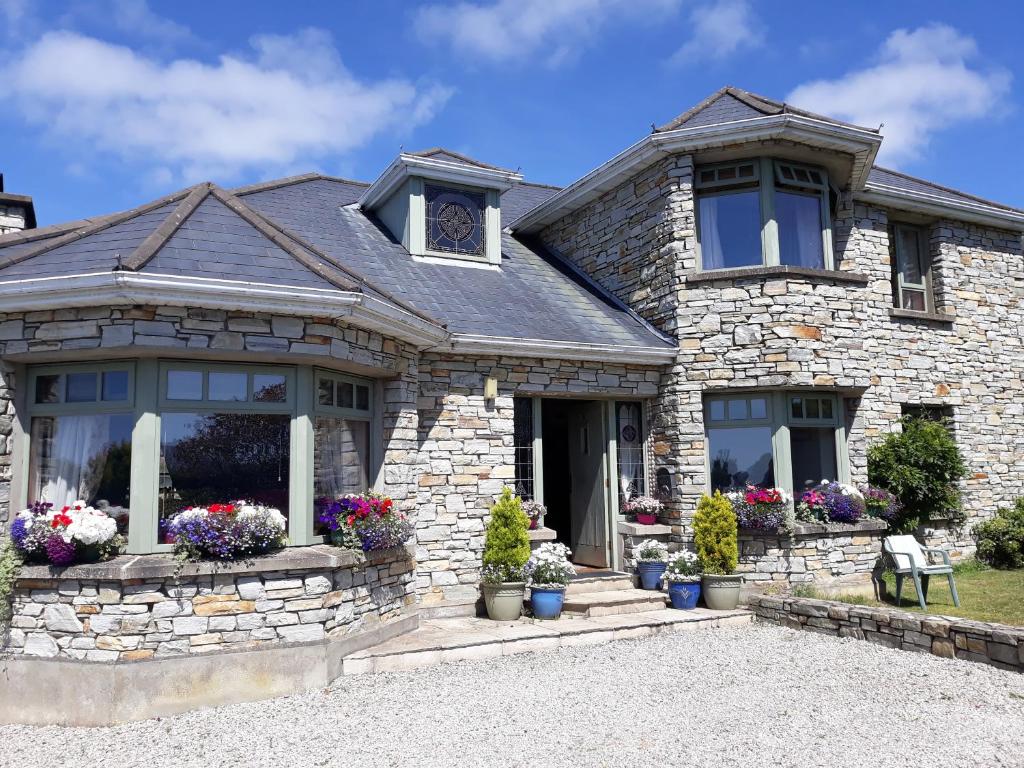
left=696, top=158, right=834, bottom=272
left=705, top=391, right=848, bottom=496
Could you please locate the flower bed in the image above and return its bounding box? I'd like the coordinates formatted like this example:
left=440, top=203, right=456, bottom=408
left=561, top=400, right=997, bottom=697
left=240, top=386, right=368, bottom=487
left=11, top=501, right=123, bottom=566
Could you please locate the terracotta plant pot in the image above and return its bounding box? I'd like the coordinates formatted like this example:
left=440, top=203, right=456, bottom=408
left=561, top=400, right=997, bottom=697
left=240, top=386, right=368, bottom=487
left=701, top=573, right=742, bottom=610
left=481, top=582, right=526, bottom=621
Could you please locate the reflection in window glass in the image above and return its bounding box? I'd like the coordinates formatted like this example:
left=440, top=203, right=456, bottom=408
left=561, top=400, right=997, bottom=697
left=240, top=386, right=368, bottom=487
left=776, top=191, right=824, bottom=269
left=806, top=398, right=820, bottom=419
left=313, top=417, right=369, bottom=534
left=727, top=399, right=748, bottom=421
left=102, top=371, right=129, bottom=402
left=35, top=375, right=61, bottom=404
left=66, top=373, right=97, bottom=403
left=253, top=374, right=287, bottom=403
left=707, top=426, right=774, bottom=492
left=158, top=412, right=290, bottom=541
left=29, top=413, right=133, bottom=535
left=208, top=372, right=247, bottom=402
left=750, top=398, right=767, bottom=419
left=698, top=190, right=761, bottom=270
left=791, top=397, right=803, bottom=419
left=355, top=385, right=370, bottom=411
left=167, top=370, right=203, bottom=400
left=790, top=427, right=838, bottom=491
left=709, top=401, right=726, bottom=421
left=337, top=382, right=354, bottom=409
left=317, top=378, right=334, bottom=406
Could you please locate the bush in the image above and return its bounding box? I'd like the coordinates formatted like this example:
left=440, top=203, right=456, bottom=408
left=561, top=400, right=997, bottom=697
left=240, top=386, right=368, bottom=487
left=481, top=487, right=531, bottom=583
left=867, top=416, right=967, bottom=532
left=974, top=499, right=1024, bottom=569
left=693, top=491, right=738, bottom=575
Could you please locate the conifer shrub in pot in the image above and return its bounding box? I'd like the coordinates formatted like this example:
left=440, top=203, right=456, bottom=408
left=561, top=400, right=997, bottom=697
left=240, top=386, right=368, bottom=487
left=480, top=487, right=532, bottom=621
left=694, top=491, right=741, bottom=610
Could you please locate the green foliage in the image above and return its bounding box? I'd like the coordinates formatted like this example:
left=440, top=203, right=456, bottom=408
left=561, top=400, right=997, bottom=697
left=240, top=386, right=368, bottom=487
left=867, top=416, right=967, bottom=532
left=973, top=499, right=1024, bottom=569
left=481, top=487, right=531, bottom=582
left=0, top=535, right=22, bottom=634
left=693, top=491, right=738, bottom=575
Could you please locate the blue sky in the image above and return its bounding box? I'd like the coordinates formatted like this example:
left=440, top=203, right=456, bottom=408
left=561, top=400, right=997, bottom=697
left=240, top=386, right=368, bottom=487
left=1, top=0, right=1022, bottom=225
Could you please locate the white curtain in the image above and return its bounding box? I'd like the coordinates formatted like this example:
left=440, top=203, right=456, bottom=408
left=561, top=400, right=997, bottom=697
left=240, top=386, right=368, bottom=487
left=32, top=415, right=111, bottom=506
left=699, top=196, right=724, bottom=269
left=314, top=418, right=369, bottom=498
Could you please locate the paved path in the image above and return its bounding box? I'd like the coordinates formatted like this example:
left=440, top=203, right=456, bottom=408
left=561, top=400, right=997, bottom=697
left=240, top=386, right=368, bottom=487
left=3, top=623, right=1023, bottom=768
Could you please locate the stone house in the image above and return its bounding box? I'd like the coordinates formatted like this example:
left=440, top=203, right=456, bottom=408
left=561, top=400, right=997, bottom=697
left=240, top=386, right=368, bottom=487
left=1, top=87, right=1023, bottom=722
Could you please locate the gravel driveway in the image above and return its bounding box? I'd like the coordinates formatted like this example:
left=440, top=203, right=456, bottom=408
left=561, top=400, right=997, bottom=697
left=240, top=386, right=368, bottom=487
left=3, top=623, right=1023, bottom=768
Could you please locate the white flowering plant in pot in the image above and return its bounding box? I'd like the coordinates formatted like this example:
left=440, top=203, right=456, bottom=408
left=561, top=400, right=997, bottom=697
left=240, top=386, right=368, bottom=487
left=634, top=539, right=669, bottom=563
left=663, top=550, right=702, bottom=583
left=524, top=542, right=575, bottom=588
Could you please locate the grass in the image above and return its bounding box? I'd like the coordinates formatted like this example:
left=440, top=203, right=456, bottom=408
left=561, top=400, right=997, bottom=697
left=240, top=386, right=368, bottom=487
left=794, top=561, right=1024, bottom=627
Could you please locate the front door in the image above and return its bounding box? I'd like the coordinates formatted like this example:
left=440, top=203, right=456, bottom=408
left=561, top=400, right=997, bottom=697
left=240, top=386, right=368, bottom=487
left=568, top=400, right=609, bottom=567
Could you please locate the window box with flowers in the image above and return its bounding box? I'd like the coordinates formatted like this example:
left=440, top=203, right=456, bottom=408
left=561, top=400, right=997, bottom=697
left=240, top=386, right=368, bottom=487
left=727, top=485, right=793, bottom=533
left=12, top=501, right=124, bottom=566
left=316, top=493, right=413, bottom=553
left=623, top=496, right=663, bottom=525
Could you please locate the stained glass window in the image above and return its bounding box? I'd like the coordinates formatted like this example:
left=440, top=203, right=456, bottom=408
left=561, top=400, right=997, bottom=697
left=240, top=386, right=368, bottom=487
left=425, top=184, right=485, bottom=256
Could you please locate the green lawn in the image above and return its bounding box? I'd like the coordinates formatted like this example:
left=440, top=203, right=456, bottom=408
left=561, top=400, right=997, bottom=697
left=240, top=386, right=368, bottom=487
left=803, top=563, right=1024, bottom=627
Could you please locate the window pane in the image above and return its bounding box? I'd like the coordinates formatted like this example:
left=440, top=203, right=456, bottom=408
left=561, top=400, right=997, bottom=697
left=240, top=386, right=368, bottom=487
left=707, top=426, right=774, bottom=492
left=791, top=397, right=803, bottom=419
left=35, top=375, right=61, bottom=404
left=167, top=370, right=203, bottom=400
left=698, top=190, right=762, bottom=269
left=513, top=398, right=534, bottom=500
left=102, top=371, right=129, bottom=402
left=897, top=228, right=924, bottom=285
left=253, top=374, right=287, bottom=403
left=727, top=399, right=747, bottom=421
left=313, top=417, right=370, bottom=534
left=355, top=385, right=370, bottom=411
left=777, top=190, right=824, bottom=269
left=29, top=413, right=133, bottom=536
left=790, top=427, right=838, bottom=492
left=616, top=402, right=645, bottom=500
left=709, top=400, right=726, bottom=421
left=820, top=399, right=833, bottom=419
left=337, top=382, right=354, bottom=409
left=750, top=398, right=768, bottom=420
left=66, top=372, right=97, bottom=403
left=159, top=412, right=290, bottom=542
left=902, top=289, right=926, bottom=311
left=806, top=398, right=820, bottom=419
left=317, top=378, right=334, bottom=407
left=208, top=372, right=247, bottom=402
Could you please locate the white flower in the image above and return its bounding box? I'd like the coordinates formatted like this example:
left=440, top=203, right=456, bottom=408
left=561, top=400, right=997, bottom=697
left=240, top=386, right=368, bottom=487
left=60, top=506, right=117, bottom=546
left=635, top=538, right=668, bottom=562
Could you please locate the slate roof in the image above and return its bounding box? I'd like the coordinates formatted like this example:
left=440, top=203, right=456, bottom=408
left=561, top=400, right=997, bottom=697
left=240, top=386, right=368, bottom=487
left=866, top=167, right=1024, bottom=215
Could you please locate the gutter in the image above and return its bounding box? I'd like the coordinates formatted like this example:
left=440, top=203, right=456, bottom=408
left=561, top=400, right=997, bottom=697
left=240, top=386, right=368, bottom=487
left=446, top=333, right=677, bottom=365
left=857, top=184, right=1024, bottom=232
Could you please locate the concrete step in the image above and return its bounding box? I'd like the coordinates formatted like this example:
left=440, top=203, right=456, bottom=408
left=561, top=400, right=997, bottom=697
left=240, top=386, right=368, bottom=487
left=560, top=588, right=669, bottom=617
left=564, top=574, right=634, bottom=596
left=340, top=608, right=753, bottom=676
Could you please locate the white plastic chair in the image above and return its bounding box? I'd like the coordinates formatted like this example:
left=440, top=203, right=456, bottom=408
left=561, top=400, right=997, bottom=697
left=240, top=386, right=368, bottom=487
left=883, top=535, right=960, bottom=610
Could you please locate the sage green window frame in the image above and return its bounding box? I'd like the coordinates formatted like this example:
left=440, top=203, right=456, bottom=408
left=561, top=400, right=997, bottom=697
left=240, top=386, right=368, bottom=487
left=703, top=391, right=849, bottom=497
left=695, top=157, right=834, bottom=272
left=891, top=222, right=933, bottom=312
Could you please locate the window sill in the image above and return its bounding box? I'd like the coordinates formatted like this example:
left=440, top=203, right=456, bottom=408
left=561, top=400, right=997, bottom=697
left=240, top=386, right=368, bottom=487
left=889, top=308, right=955, bottom=324
left=685, top=265, right=870, bottom=286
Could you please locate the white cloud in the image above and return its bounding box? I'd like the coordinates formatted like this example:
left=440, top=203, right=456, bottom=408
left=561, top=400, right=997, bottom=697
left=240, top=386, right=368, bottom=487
left=786, top=24, right=1011, bottom=166
left=110, top=0, right=194, bottom=44
left=669, top=0, right=762, bottom=65
left=414, top=0, right=681, bottom=67
left=0, top=29, right=452, bottom=183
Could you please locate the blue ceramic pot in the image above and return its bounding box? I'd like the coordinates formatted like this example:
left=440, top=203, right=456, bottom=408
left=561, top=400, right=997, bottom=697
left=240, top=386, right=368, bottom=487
left=668, top=580, right=701, bottom=609
left=530, top=586, right=566, bottom=620
left=637, top=561, right=667, bottom=590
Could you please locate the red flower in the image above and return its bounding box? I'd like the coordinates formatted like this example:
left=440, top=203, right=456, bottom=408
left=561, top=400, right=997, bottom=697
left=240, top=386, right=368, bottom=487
left=50, top=512, right=72, bottom=529
left=346, top=514, right=356, bottom=527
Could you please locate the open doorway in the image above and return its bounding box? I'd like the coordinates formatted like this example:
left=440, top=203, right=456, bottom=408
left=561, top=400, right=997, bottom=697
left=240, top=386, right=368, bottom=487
left=541, top=399, right=611, bottom=568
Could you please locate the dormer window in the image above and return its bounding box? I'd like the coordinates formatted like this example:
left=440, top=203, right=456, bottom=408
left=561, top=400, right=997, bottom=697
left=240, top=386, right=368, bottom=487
left=425, top=184, right=485, bottom=257
left=696, top=158, right=834, bottom=272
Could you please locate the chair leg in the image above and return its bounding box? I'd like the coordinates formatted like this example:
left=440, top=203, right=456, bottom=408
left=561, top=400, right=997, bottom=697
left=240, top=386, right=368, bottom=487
left=921, top=574, right=930, bottom=602
left=895, top=573, right=904, bottom=606
left=947, top=574, right=961, bottom=608
left=912, top=573, right=927, bottom=609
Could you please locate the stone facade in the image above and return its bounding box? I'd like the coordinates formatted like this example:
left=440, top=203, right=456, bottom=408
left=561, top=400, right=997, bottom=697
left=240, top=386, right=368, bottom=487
left=749, top=594, right=1024, bottom=673
left=738, top=519, right=886, bottom=588
left=5, top=545, right=415, bottom=661
left=0, top=203, right=28, bottom=235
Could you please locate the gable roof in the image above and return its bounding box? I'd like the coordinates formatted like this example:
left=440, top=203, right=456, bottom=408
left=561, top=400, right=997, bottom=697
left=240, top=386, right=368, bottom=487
left=406, top=147, right=515, bottom=173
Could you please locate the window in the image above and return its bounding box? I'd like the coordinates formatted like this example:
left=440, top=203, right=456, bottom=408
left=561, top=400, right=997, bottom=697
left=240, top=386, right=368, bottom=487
left=891, top=224, right=932, bottom=312
left=513, top=398, right=535, bottom=500
left=696, top=158, right=833, bottom=272
left=705, top=392, right=847, bottom=495
left=616, top=402, right=646, bottom=501
left=27, top=365, right=134, bottom=538
left=425, top=184, right=485, bottom=257
left=157, top=365, right=295, bottom=543
left=313, top=371, right=373, bottom=534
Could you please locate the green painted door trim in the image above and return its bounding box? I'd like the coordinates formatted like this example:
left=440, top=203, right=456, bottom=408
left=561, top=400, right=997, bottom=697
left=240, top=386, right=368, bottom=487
left=289, top=365, right=316, bottom=546
left=128, top=359, right=159, bottom=554
left=531, top=396, right=544, bottom=506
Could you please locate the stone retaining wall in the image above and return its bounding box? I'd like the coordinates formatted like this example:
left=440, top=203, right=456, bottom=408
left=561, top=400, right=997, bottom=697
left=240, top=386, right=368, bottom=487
left=749, top=594, right=1024, bottom=673
left=738, top=519, right=887, bottom=588
left=3, top=545, right=415, bottom=662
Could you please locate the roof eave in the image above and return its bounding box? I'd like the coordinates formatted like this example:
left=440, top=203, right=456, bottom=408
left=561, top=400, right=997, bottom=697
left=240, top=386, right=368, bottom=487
left=511, top=114, right=882, bottom=234
left=447, top=333, right=676, bottom=364
left=359, top=154, right=524, bottom=210
left=857, top=185, right=1024, bottom=231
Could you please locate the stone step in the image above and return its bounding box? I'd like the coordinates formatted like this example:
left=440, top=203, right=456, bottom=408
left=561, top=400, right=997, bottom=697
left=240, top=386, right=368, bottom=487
left=564, top=574, right=635, bottom=596
left=340, top=608, right=753, bottom=676
left=559, top=588, right=669, bottom=617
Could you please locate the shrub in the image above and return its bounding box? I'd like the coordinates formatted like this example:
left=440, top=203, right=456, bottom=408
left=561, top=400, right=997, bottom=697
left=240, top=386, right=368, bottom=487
left=317, top=494, right=412, bottom=551
left=693, top=491, right=738, bottom=575
left=481, top=487, right=531, bottom=583
left=973, top=499, right=1024, bottom=569
left=525, top=542, right=575, bottom=586
left=867, top=416, right=967, bottom=532
left=166, top=501, right=286, bottom=561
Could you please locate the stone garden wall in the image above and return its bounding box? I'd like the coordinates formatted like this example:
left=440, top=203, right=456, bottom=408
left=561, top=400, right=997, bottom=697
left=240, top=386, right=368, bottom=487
left=3, top=545, right=415, bottom=661
left=749, top=594, right=1024, bottom=673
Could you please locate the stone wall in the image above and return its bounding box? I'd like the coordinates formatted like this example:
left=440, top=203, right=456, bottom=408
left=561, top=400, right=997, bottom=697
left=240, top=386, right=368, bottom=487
left=3, top=545, right=415, bottom=662
left=738, top=519, right=887, bottom=588
left=0, top=203, right=28, bottom=235
left=749, top=594, right=1024, bottom=673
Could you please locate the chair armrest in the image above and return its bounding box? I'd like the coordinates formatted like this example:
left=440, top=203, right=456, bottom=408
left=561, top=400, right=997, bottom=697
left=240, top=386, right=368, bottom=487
left=923, top=547, right=951, bottom=566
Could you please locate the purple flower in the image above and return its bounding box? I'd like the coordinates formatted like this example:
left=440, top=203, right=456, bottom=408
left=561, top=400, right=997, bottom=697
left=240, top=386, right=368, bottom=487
left=45, top=535, right=77, bottom=566
left=862, top=486, right=900, bottom=521
left=821, top=483, right=866, bottom=524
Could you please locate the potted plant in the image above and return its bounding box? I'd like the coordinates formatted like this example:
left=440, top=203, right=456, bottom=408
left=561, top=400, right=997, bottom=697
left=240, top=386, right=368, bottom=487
left=663, top=550, right=702, bottom=609
left=634, top=538, right=668, bottom=590
left=525, top=542, right=575, bottom=620
left=624, top=495, right=662, bottom=525
left=11, top=500, right=124, bottom=566
left=727, top=485, right=791, bottom=532
left=317, top=493, right=412, bottom=551
left=480, top=487, right=532, bottom=621
left=521, top=499, right=547, bottom=530
left=165, top=501, right=287, bottom=561
left=694, top=491, right=741, bottom=610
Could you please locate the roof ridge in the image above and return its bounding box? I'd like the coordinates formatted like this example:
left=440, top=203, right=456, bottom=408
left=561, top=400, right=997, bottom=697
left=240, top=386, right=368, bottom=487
left=121, top=184, right=213, bottom=271
left=869, top=166, right=1023, bottom=214
left=407, top=147, right=514, bottom=173
left=233, top=173, right=369, bottom=197
left=0, top=186, right=194, bottom=271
